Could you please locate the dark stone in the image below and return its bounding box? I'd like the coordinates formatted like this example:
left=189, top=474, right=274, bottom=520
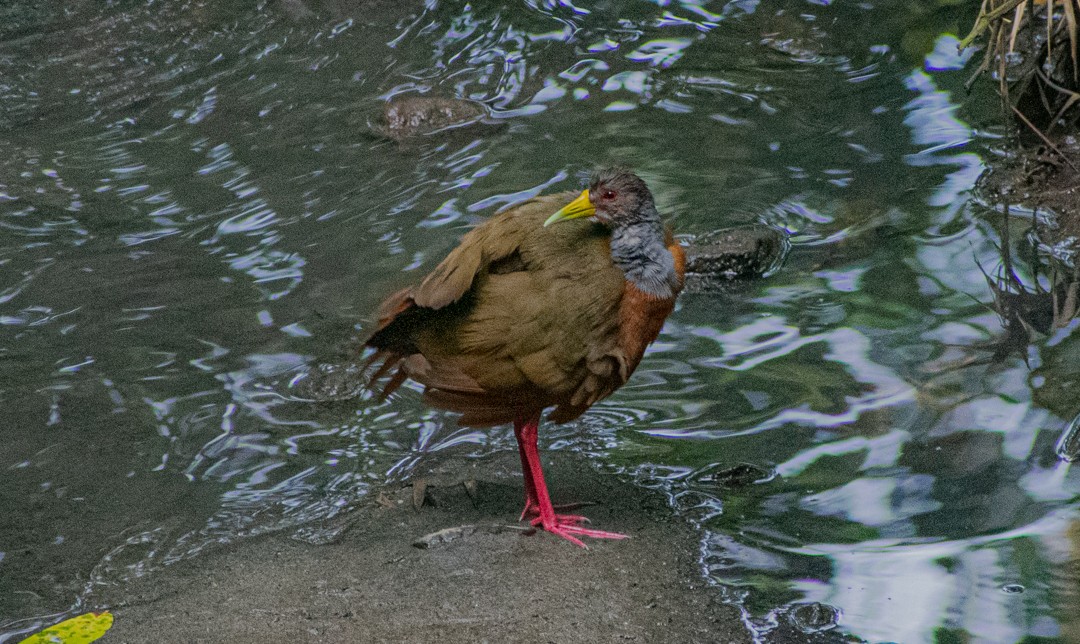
left=705, top=463, right=775, bottom=489
left=685, top=225, right=789, bottom=281
left=292, top=361, right=366, bottom=401
left=788, top=601, right=841, bottom=633
left=373, top=95, right=492, bottom=141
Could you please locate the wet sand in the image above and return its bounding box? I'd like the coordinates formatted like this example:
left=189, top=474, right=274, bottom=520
left=100, top=450, right=755, bottom=643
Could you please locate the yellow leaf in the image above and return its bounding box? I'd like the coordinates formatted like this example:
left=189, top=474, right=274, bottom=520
left=17, top=612, right=114, bottom=644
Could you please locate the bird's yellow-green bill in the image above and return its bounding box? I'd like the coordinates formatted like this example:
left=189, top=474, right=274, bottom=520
left=543, top=190, right=595, bottom=227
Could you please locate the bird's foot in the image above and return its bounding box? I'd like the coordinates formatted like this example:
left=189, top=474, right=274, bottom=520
left=529, top=512, right=629, bottom=549
left=519, top=500, right=595, bottom=522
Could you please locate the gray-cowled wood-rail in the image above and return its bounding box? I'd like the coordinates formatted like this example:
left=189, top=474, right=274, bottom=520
left=365, top=168, right=685, bottom=547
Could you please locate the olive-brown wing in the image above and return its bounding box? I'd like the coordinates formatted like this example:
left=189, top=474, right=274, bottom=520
left=411, top=221, right=628, bottom=425
left=412, top=192, right=577, bottom=309
left=367, top=191, right=634, bottom=426
left=366, top=192, right=576, bottom=354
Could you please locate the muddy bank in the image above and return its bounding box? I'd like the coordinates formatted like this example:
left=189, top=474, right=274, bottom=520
left=98, top=450, right=756, bottom=643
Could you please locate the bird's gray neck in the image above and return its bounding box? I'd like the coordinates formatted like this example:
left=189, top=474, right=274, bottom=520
left=610, top=221, right=679, bottom=299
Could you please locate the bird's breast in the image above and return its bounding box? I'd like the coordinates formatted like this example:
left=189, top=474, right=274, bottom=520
left=613, top=241, right=683, bottom=376
left=615, top=282, right=677, bottom=377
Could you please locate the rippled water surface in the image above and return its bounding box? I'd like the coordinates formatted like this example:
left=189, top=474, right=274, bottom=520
left=3, top=1, right=1079, bottom=641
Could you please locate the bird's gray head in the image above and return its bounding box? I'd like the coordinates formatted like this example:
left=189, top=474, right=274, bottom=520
left=587, top=167, right=658, bottom=227
left=543, top=167, right=677, bottom=298
left=543, top=167, right=659, bottom=229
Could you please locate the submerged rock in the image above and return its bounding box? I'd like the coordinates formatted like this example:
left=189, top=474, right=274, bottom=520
left=291, top=361, right=366, bottom=401
left=706, top=463, right=776, bottom=489
left=787, top=602, right=841, bottom=633
left=372, top=95, right=494, bottom=141
left=683, top=225, right=789, bottom=291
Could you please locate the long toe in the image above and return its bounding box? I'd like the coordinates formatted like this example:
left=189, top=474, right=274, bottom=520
left=558, top=525, right=628, bottom=540
left=520, top=501, right=596, bottom=522
left=535, top=512, right=629, bottom=547
left=530, top=513, right=591, bottom=527
left=547, top=527, right=588, bottom=549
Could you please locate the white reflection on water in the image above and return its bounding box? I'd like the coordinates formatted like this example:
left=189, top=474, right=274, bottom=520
left=938, top=389, right=1052, bottom=460
left=643, top=318, right=914, bottom=440
left=902, top=68, right=983, bottom=215
left=801, top=474, right=940, bottom=530
left=779, top=431, right=908, bottom=477
left=785, top=505, right=1080, bottom=642
left=680, top=59, right=1080, bottom=641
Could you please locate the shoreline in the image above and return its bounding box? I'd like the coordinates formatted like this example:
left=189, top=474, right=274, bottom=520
left=95, top=449, right=756, bottom=643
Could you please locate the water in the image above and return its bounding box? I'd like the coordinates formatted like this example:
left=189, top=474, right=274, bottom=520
left=2, top=1, right=1078, bottom=642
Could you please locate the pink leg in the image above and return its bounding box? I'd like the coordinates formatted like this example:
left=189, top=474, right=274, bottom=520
left=517, top=449, right=591, bottom=522
left=513, top=411, right=628, bottom=548
left=517, top=431, right=540, bottom=520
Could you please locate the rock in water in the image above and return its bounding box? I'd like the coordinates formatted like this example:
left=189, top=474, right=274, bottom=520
left=683, top=225, right=789, bottom=292
left=707, top=463, right=775, bottom=489
left=373, top=96, right=491, bottom=141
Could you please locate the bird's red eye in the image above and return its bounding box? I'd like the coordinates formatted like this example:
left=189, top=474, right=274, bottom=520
left=601, top=190, right=616, bottom=200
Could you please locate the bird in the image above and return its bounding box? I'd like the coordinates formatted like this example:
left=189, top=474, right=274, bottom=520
left=364, top=168, right=685, bottom=547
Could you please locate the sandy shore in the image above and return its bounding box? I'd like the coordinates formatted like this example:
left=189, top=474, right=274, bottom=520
left=92, top=448, right=762, bottom=643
